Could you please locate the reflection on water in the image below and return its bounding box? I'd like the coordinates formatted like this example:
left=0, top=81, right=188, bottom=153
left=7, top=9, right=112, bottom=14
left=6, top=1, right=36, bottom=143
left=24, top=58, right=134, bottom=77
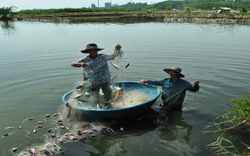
left=0, top=21, right=15, bottom=36
left=159, top=139, right=200, bottom=156
left=158, top=110, right=192, bottom=144
left=157, top=110, right=199, bottom=156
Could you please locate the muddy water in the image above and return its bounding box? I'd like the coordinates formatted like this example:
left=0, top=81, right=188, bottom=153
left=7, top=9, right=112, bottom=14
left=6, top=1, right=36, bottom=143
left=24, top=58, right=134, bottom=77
left=1, top=20, right=250, bottom=155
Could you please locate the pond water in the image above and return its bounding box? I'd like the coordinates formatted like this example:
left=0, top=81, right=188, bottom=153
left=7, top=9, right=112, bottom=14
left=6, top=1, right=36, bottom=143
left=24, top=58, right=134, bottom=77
left=0, top=20, right=250, bottom=156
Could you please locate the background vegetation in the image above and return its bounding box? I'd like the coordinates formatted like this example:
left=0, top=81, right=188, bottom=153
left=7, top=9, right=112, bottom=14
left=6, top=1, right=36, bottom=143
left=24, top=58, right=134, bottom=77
left=0, top=6, right=17, bottom=19
left=112, top=0, right=250, bottom=11
left=1, top=0, right=250, bottom=17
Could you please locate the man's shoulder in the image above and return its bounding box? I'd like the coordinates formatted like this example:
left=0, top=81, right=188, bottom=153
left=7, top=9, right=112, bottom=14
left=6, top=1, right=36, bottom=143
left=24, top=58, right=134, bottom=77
left=162, top=78, right=171, bottom=84
left=82, top=56, right=89, bottom=60
left=98, top=53, right=105, bottom=56
left=96, top=53, right=107, bottom=58
left=178, top=78, right=190, bottom=84
left=163, top=78, right=170, bottom=81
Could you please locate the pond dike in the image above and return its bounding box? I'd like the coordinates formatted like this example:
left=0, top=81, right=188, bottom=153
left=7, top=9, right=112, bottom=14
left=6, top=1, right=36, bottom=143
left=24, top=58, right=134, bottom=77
left=163, top=13, right=250, bottom=24
left=13, top=12, right=250, bottom=24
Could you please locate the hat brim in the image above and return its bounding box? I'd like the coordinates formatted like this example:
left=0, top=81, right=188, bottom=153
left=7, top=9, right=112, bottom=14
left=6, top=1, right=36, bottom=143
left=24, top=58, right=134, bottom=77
left=81, top=48, right=103, bottom=53
left=163, top=69, right=185, bottom=78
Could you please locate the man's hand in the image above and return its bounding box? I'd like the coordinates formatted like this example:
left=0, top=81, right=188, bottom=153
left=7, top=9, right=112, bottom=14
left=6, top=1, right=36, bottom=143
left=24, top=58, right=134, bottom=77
left=193, top=80, right=199, bottom=85
left=139, top=79, right=148, bottom=84
left=71, top=62, right=87, bottom=67
left=115, top=44, right=122, bottom=50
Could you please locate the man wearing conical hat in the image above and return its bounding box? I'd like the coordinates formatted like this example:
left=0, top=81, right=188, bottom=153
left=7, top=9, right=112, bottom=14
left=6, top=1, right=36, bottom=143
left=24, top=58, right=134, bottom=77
left=71, top=43, right=122, bottom=109
left=139, top=66, right=199, bottom=111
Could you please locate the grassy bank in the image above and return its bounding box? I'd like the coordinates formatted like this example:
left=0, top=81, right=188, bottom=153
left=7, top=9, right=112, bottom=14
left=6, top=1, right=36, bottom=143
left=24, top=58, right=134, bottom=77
left=11, top=10, right=250, bottom=23
left=12, top=11, right=166, bottom=22
left=204, top=93, right=250, bottom=155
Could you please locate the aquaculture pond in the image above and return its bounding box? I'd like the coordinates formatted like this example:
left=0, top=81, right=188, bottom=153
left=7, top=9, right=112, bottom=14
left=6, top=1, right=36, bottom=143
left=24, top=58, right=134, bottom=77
left=0, top=20, right=250, bottom=155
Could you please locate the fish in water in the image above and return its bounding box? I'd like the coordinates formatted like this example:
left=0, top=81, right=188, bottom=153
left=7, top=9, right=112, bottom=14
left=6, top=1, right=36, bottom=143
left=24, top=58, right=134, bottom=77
left=91, top=134, right=97, bottom=137
left=110, top=62, right=119, bottom=70
left=59, top=126, right=65, bottom=129
left=44, top=150, right=51, bottom=155
left=50, top=133, right=56, bottom=138
left=82, top=130, right=88, bottom=134
left=30, top=148, right=36, bottom=154
left=76, top=85, right=83, bottom=89
left=37, top=121, right=44, bottom=124
left=113, top=91, right=119, bottom=101
left=74, top=93, right=83, bottom=99
left=82, top=81, right=91, bottom=85
left=61, top=151, right=66, bottom=155
left=58, top=138, right=63, bottom=143
left=12, top=148, right=18, bottom=152
left=50, top=149, right=55, bottom=153
left=111, top=74, right=118, bottom=81
left=84, top=92, right=90, bottom=97
left=125, top=63, right=130, bottom=68
left=97, top=104, right=101, bottom=110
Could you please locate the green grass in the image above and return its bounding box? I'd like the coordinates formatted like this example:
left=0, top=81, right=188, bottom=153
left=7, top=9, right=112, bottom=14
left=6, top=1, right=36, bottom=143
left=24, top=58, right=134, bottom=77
left=207, top=136, right=250, bottom=156
left=204, top=93, right=250, bottom=155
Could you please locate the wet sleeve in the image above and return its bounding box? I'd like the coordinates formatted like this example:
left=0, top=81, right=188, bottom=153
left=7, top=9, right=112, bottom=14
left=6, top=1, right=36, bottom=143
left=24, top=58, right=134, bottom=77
left=76, top=57, right=85, bottom=63
left=71, top=57, right=85, bottom=68
left=102, top=54, right=115, bottom=61
left=187, top=82, right=199, bottom=92
left=147, top=79, right=165, bottom=86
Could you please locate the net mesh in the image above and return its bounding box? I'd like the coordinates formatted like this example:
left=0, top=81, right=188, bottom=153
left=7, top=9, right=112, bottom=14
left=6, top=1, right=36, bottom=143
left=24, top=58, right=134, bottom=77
left=65, top=45, right=152, bottom=118
left=14, top=46, right=155, bottom=156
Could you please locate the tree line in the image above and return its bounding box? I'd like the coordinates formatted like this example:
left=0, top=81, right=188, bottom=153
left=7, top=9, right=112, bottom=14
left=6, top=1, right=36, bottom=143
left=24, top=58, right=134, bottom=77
left=0, top=6, right=17, bottom=19
left=115, top=0, right=250, bottom=11
left=1, top=0, right=249, bottom=17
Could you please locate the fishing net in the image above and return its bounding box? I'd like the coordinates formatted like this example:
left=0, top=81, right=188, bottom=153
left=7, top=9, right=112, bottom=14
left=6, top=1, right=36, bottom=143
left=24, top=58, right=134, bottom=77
left=15, top=105, right=116, bottom=156
left=64, top=44, right=153, bottom=121
left=12, top=45, right=157, bottom=156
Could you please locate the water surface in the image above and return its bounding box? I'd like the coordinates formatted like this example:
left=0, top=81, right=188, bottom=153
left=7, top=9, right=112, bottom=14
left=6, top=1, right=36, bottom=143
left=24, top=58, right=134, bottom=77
left=1, top=20, right=250, bottom=155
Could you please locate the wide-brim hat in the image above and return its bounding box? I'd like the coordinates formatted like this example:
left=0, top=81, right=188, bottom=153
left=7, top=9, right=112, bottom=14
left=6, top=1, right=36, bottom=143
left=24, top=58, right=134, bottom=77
left=81, top=43, right=103, bottom=53
left=163, top=66, right=185, bottom=78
